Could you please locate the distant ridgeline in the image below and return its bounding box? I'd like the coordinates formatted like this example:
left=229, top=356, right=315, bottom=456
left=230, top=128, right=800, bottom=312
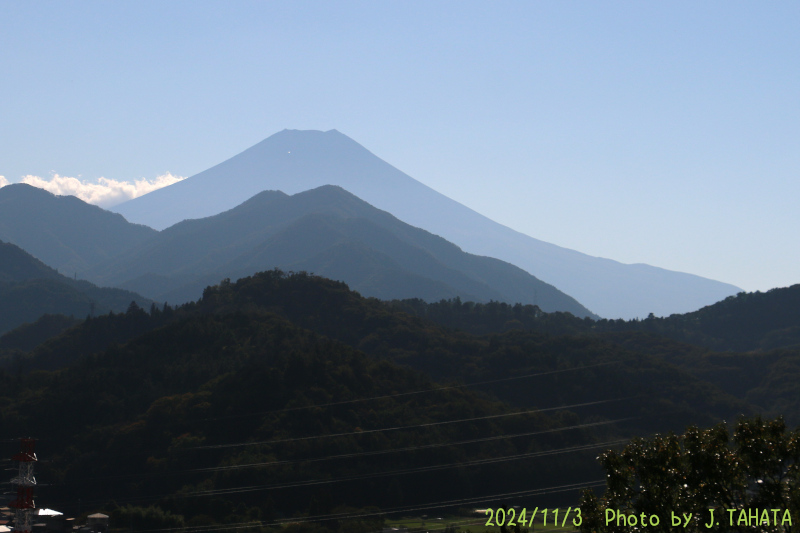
left=388, top=284, right=800, bottom=352
left=389, top=284, right=800, bottom=428
left=0, top=182, right=595, bottom=318
left=1, top=128, right=743, bottom=320
left=110, top=128, right=741, bottom=319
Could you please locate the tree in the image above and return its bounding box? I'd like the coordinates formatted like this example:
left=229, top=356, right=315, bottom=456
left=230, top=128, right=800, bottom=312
left=579, top=416, right=800, bottom=533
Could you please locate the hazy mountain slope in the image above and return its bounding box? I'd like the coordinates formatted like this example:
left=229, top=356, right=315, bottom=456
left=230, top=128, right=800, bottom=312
left=0, top=238, right=64, bottom=283
left=0, top=183, right=156, bottom=277
left=0, top=241, right=153, bottom=334
left=112, top=129, right=740, bottom=319
left=98, top=186, right=595, bottom=317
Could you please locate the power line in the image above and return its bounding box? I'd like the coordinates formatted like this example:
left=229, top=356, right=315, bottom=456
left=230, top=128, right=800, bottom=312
left=41, top=398, right=632, bottom=507
left=46, top=437, right=623, bottom=509
left=192, top=417, right=634, bottom=474
left=122, top=479, right=607, bottom=533
left=65, top=417, right=632, bottom=483
left=41, top=362, right=624, bottom=463
left=194, top=397, right=632, bottom=450
left=185, top=440, right=626, bottom=498
left=203, top=361, right=621, bottom=421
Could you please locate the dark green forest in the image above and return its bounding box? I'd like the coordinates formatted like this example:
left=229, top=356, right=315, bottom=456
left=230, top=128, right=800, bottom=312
left=2, top=271, right=800, bottom=532
left=389, top=285, right=800, bottom=352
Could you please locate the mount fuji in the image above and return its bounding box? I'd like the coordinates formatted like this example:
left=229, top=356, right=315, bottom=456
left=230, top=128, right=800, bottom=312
left=113, top=129, right=740, bottom=319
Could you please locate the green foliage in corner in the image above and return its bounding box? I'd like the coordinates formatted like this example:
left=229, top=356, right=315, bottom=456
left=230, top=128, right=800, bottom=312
left=580, top=416, right=800, bottom=533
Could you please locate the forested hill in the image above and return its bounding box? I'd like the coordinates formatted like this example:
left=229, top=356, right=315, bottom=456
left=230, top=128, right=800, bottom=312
left=15, top=270, right=749, bottom=434
left=4, top=310, right=605, bottom=530
left=8, top=269, right=798, bottom=430
left=0, top=314, right=79, bottom=353
left=0, top=268, right=762, bottom=532
left=389, top=284, right=800, bottom=353
left=0, top=241, right=153, bottom=334
left=4, top=268, right=793, bottom=531
left=639, top=285, right=800, bottom=351
left=386, top=289, right=800, bottom=424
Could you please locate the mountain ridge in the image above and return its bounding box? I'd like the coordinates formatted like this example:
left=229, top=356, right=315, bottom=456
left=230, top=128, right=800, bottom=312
left=113, top=129, right=741, bottom=319
left=98, top=185, right=597, bottom=317
left=0, top=240, right=153, bottom=334
left=0, top=183, right=157, bottom=277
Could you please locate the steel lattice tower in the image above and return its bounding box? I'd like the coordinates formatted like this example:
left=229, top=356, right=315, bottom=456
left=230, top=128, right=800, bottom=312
left=9, top=438, right=37, bottom=533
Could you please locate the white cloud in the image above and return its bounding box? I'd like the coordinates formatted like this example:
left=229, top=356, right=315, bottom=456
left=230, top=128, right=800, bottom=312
left=18, top=172, right=186, bottom=208
left=0, top=176, right=8, bottom=188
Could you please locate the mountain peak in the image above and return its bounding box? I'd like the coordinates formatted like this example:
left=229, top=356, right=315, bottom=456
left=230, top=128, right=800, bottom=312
left=110, top=129, right=741, bottom=319
left=112, top=128, right=411, bottom=231
left=249, top=128, right=372, bottom=156
left=1, top=182, right=56, bottom=199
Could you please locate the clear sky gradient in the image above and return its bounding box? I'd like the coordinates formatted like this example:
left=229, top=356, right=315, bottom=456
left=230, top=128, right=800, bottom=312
left=1, top=1, right=797, bottom=292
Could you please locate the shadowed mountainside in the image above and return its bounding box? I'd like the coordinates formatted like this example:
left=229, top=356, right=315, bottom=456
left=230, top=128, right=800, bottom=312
left=6, top=268, right=795, bottom=531
left=11, top=270, right=751, bottom=435
left=0, top=240, right=153, bottom=334
left=0, top=183, right=156, bottom=276
left=91, top=186, right=596, bottom=317
left=1, top=182, right=596, bottom=317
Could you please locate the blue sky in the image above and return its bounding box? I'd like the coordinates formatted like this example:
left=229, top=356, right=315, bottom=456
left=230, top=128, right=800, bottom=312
left=1, top=1, right=798, bottom=292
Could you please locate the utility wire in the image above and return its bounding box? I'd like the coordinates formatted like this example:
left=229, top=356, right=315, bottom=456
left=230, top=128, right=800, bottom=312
left=203, top=361, right=621, bottom=421
left=34, top=362, right=622, bottom=462
left=121, top=479, right=607, bottom=533
left=192, top=417, right=634, bottom=473
left=185, top=440, right=626, bottom=498
left=64, top=417, right=633, bottom=483
left=194, top=397, right=632, bottom=450
left=46, top=438, right=622, bottom=509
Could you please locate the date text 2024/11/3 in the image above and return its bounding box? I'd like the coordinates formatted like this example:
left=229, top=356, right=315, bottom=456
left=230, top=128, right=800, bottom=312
left=484, top=507, right=582, bottom=528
